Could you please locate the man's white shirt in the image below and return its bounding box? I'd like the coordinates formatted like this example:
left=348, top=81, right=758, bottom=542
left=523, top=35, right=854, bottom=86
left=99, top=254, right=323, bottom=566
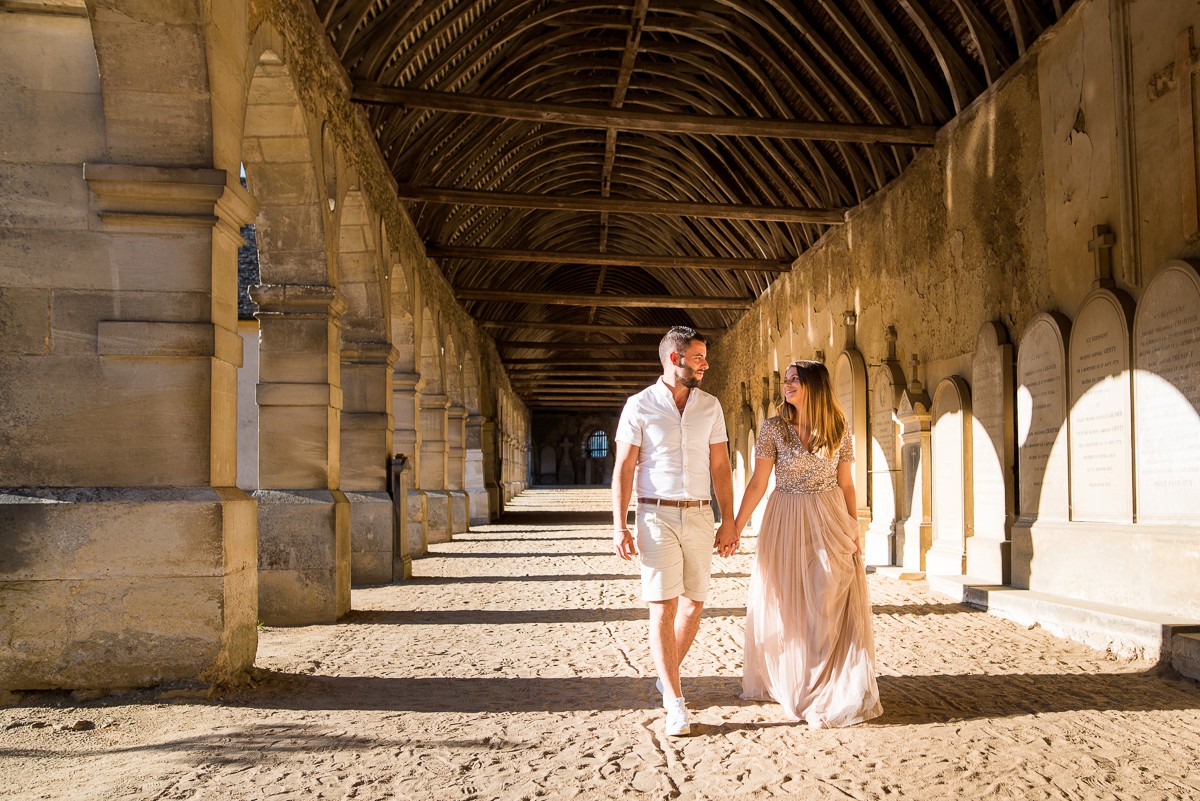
left=615, top=379, right=729, bottom=501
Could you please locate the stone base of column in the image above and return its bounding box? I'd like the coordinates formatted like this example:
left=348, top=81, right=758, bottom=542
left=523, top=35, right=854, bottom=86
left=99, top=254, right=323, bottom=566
left=468, top=488, right=490, bottom=525
left=254, top=489, right=350, bottom=625
left=966, top=536, right=1010, bottom=585
left=0, top=487, right=257, bottom=690
left=406, top=489, right=427, bottom=558
left=897, top=517, right=932, bottom=574
left=449, top=490, right=470, bottom=535
left=924, top=539, right=966, bottom=578
left=346, top=491, right=394, bottom=586
left=863, top=521, right=895, bottom=566
left=422, top=490, right=452, bottom=544
left=487, top=484, right=501, bottom=520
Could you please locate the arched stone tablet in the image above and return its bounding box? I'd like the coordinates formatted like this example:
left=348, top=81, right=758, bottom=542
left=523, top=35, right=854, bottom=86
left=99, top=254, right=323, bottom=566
left=1016, top=313, right=1071, bottom=522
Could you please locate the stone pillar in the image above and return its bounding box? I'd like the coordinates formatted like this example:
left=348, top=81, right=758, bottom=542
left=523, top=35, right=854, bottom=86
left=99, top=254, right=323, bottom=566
left=251, top=284, right=350, bottom=625
left=895, top=362, right=933, bottom=574
left=481, top=418, right=502, bottom=520
left=466, top=414, right=490, bottom=525
left=392, top=371, right=425, bottom=557
left=341, top=341, right=398, bottom=585
left=419, top=391, right=452, bottom=543
left=0, top=161, right=259, bottom=689
left=389, top=455, right=412, bottom=580
left=446, top=403, right=469, bottom=534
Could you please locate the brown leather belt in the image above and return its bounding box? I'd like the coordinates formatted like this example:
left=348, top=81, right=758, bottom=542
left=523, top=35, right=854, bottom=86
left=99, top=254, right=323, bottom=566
left=638, top=498, right=710, bottom=508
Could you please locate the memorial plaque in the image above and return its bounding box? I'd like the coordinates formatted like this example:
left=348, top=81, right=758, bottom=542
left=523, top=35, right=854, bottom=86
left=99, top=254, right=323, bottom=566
left=834, top=350, right=868, bottom=520
left=866, top=363, right=903, bottom=563
left=1068, top=290, right=1135, bottom=524
left=1133, top=260, right=1200, bottom=524
left=970, top=322, right=1014, bottom=582
left=1016, top=313, right=1071, bottom=521
left=929, top=377, right=971, bottom=576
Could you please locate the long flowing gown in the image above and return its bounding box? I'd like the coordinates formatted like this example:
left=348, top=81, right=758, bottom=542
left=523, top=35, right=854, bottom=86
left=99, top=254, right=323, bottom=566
left=741, top=416, right=883, bottom=728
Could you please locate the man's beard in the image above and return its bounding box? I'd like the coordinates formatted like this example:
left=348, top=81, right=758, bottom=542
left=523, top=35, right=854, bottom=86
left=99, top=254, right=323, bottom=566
left=676, top=365, right=702, bottom=388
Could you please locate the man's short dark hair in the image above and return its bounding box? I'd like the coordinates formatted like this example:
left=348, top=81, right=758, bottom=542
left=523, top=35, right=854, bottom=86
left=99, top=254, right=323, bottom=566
left=659, top=325, right=705, bottom=367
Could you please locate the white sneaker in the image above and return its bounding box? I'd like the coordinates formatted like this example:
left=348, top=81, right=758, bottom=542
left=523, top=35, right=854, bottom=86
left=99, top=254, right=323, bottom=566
left=664, top=697, right=691, bottom=737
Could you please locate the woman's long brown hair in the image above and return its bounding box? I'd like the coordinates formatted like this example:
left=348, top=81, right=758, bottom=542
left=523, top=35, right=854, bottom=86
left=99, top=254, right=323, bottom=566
left=776, top=360, right=846, bottom=457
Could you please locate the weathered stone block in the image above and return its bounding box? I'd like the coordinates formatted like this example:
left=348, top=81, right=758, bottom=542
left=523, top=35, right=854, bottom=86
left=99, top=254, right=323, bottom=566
left=254, top=489, right=350, bottom=625
left=347, top=491, right=394, bottom=585
left=0, top=163, right=89, bottom=230
left=0, top=487, right=256, bottom=690
left=0, top=288, right=49, bottom=355
left=423, top=490, right=451, bottom=544
left=0, top=356, right=214, bottom=487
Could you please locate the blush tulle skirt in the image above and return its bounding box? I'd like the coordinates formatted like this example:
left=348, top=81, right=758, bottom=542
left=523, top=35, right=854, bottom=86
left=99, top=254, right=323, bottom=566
left=741, top=488, right=883, bottom=728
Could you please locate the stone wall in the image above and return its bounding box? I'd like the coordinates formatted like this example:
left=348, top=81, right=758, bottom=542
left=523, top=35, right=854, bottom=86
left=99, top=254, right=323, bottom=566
left=0, top=0, right=530, bottom=690
left=707, top=0, right=1200, bottom=638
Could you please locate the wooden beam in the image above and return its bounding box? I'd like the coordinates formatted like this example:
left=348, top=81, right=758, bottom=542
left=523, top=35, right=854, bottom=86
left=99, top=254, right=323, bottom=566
left=499, top=340, right=660, bottom=352
left=352, top=82, right=938, bottom=145
left=505, top=358, right=655, bottom=367
left=509, top=387, right=641, bottom=395
left=480, top=320, right=709, bottom=335
left=399, top=184, right=845, bottom=225
left=507, top=369, right=659, bottom=378
left=510, top=381, right=650, bottom=388
left=457, top=288, right=753, bottom=309
left=428, top=244, right=792, bottom=272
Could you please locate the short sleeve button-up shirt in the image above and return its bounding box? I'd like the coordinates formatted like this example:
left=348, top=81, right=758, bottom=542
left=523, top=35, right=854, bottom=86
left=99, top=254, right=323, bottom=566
left=615, top=379, right=729, bottom=501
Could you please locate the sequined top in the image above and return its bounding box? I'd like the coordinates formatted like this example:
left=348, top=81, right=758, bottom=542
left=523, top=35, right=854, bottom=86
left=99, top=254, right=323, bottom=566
left=753, top=416, right=855, bottom=494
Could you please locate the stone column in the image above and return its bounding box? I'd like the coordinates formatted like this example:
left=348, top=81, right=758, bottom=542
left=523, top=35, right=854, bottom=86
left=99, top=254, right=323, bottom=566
left=341, top=341, right=398, bottom=585
left=466, top=414, right=490, bottom=525
left=419, top=391, right=452, bottom=543
left=446, top=403, right=469, bottom=534
left=0, top=162, right=259, bottom=689
left=392, top=371, right=425, bottom=557
left=251, top=284, right=350, bottom=625
left=481, top=418, right=502, bottom=520
left=895, top=364, right=933, bottom=575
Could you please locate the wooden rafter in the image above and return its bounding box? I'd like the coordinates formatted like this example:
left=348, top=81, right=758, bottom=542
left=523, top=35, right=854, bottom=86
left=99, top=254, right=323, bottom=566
left=399, top=185, right=846, bottom=224
left=455, top=288, right=753, bottom=310
left=427, top=245, right=791, bottom=272
left=478, top=320, right=703, bottom=335
left=352, top=83, right=939, bottom=145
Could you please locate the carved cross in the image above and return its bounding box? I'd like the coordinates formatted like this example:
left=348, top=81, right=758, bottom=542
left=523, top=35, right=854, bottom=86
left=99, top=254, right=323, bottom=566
left=1088, top=224, right=1116, bottom=287
left=1149, top=28, right=1200, bottom=239
left=885, top=325, right=898, bottom=361
left=843, top=310, right=858, bottom=349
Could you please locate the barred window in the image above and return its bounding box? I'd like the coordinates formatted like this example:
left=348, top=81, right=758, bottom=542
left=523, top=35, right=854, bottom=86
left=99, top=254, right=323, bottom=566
left=585, top=429, right=609, bottom=458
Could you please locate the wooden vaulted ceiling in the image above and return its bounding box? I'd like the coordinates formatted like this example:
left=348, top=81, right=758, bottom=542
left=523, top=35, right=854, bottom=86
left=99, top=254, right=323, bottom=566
left=313, top=0, right=1074, bottom=412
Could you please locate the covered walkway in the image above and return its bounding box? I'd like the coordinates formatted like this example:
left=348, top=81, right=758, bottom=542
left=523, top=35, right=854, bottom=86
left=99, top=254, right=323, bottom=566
left=2, top=487, right=1198, bottom=800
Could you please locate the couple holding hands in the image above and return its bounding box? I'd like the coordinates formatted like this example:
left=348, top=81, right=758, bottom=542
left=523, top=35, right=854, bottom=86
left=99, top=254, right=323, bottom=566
left=612, top=326, right=882, bottom=736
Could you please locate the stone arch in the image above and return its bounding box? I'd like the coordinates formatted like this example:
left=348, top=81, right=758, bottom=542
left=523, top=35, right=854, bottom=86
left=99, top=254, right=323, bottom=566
left=929, top=376, right=973, bottom=577
left=335, top=186, right=387, bottom=343
left=417, top=307, right=451, bottom=544
left=241, top=46, right=329, bottom=288
left=86, top=0, right=211, bottom=165
left=240, top=35, right=349, bottom=625
left=419, top=308, right=445, bottom=396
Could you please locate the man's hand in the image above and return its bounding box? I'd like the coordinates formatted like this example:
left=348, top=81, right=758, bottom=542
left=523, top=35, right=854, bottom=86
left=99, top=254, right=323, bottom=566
left=714, top=520, right=739, bottom=558
left=614, top=527, right=638, bottom=560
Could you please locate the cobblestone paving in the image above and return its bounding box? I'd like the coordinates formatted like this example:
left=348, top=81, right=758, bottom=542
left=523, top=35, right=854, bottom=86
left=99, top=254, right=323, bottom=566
left=2, top=488, right=1198, bottom=800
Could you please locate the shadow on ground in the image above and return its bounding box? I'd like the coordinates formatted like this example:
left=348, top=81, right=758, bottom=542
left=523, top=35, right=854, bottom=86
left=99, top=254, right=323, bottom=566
left=226, top=670, right=1199, bottom=721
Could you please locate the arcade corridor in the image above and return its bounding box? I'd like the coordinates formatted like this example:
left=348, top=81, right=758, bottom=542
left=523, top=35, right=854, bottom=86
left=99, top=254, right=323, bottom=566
left=2, top=488, right=1197, bottom=800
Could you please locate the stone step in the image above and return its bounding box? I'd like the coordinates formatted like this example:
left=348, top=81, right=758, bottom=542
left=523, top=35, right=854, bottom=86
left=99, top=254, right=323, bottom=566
left=927, top=574, right=1200, bottom=666
left=1171, top=633, right=1200, bottom=681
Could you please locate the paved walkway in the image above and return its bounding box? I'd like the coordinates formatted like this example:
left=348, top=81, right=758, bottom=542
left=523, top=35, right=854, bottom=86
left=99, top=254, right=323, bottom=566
left=2, top=487, right=1199, bottom=800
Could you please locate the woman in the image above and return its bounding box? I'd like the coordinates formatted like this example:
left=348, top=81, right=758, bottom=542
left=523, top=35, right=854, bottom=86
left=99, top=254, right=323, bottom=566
left=734, top=360, right=882, bottom=728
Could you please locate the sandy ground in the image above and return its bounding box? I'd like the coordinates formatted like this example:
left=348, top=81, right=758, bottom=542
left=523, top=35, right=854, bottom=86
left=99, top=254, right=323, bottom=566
left=2, top=487, right=1198, bottom=800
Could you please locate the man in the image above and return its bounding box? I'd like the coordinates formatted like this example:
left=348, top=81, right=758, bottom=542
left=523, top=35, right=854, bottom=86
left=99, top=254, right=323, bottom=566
left=612, top=325, right=738, bottom=737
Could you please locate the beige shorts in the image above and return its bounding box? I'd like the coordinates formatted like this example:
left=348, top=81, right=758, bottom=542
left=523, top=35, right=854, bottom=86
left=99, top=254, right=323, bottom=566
left=636, top=503, right=715, bottom=602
